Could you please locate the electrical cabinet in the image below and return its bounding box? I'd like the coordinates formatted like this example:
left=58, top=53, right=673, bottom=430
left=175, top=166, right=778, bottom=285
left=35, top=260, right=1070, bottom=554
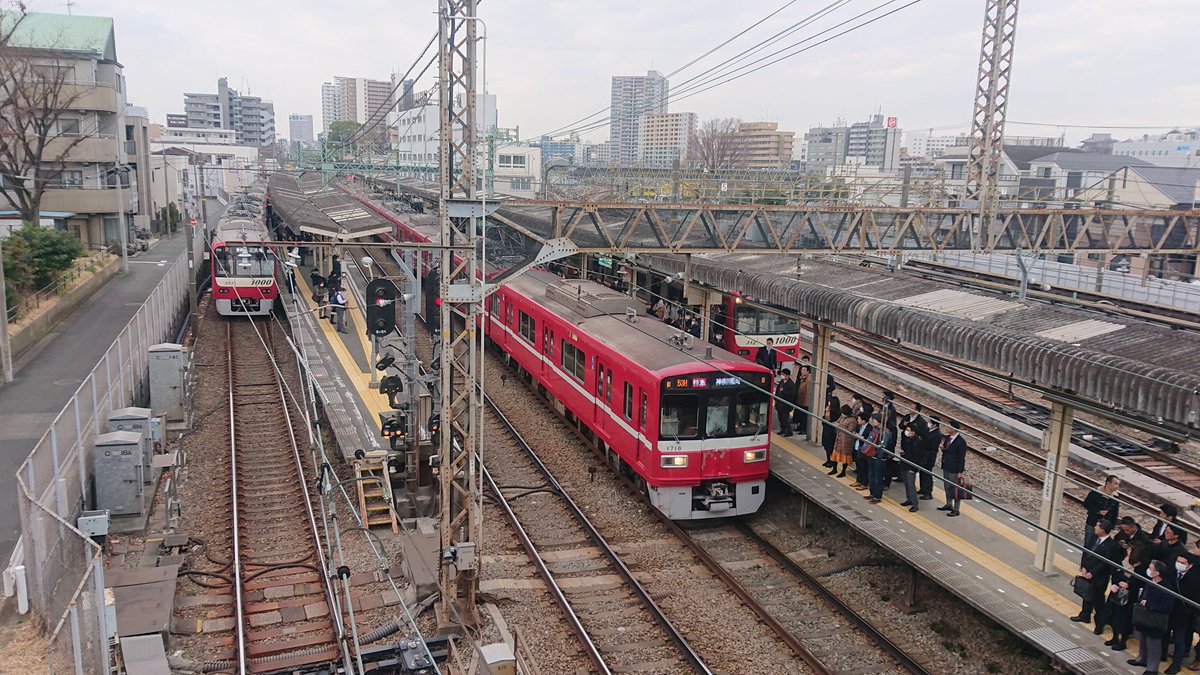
left=149, top=344, right=190, bottom=426
left=93, top=431, right=145, bottom=517
left=108, top=407, right=153, bottom=484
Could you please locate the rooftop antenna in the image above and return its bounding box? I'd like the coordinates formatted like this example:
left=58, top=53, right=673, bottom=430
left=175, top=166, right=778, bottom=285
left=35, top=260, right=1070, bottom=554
left=65, top=0, right=75, bottom=14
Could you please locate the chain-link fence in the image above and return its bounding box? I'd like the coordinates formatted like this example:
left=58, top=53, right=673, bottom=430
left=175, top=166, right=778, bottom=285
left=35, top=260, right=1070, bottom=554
left=14, top=250, right=188, bottom=674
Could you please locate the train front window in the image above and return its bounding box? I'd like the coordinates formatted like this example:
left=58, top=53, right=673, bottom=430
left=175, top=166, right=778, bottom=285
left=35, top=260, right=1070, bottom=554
left=705, top=394, right=732, bottom=437
left=734, top=306, right=799, bottom=335
left=215, top=245, right=272, bottom=277
left=702, top=388, right=769, bottom=438
left=660, top=394, right=700, bottom=440
left=732, top=389, right=769, bottom=437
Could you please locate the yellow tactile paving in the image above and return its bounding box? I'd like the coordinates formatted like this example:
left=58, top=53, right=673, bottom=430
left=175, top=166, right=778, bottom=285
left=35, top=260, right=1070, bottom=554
left=772, top=435, right=1083, bottom=618
left=293, top=275, right=393, bottom=430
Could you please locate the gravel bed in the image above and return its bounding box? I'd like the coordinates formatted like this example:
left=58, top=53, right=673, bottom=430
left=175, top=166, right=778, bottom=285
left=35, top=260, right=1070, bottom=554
left=753, top=489, right=1052, bottom=674
left=481, top=352, right=809, bottom=675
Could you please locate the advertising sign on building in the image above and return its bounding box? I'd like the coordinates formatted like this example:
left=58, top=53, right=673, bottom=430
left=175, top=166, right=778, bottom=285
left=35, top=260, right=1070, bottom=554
left=886, top=117, right=897, bottom=129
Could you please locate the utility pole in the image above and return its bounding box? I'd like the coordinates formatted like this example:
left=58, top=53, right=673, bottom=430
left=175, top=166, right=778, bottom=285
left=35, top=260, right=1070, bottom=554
left=0, top=239, right=12, bottom=383
left=437, top=0, right=482, bottom=632
left=965, top=0, right=1018, bottom=251
left=115, top=109, right=130, bottom=273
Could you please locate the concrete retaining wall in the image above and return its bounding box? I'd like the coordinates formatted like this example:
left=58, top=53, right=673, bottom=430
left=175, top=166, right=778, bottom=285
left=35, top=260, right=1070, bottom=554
left=10, top=257, right=119, bottom=360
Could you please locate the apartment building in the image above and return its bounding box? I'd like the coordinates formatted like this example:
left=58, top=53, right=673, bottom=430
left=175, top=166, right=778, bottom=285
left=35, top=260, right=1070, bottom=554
left=289, top=113, right=314, bottom=145
left=0, top=12, right=156, bottom=247
left=735, top=121, right=795, bottom=170
left=181, top=77, right=276, bottom=147
left=609, top=70, right=669, bottom=166
left=638, top=112, right=697, bottom=168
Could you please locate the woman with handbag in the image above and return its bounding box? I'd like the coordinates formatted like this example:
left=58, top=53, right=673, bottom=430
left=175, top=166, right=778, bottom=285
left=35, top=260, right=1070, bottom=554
left=830, top=404, right=856, bottom=478
left=1107, top=542, right=1152, bottom=652
left=1131, top=559, right=1177, bottom=674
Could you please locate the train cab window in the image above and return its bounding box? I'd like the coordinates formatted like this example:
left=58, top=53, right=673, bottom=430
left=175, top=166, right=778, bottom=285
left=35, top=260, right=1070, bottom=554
left=623, top=383, right=633, bottom=420
left=518, top=310, right=535, bottom=344
left=733, top=389, right=770, bottom=436
left=606, top=371, right=613, bottom=403
left=660, top=394, right=700, bottom=439
left=705, top=393, right=732, bottom=437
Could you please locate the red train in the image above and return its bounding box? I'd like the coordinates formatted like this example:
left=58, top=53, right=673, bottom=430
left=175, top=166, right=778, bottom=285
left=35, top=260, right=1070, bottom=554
left=211, top=189, right=278, bottom=317
left=360, top=198, right=773, bottom=519
left=491, top=272, right=772, bottom=519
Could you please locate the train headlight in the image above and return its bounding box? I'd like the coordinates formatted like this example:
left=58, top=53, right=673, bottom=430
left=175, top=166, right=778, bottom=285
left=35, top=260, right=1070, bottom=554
left=661, top=455, right=688, bottom=469
left=743, top=450, right=767, bottom=463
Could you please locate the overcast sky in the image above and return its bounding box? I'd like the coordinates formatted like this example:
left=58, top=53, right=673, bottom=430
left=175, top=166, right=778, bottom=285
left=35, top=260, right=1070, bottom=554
left=37, top=0, right=1200, bottom=146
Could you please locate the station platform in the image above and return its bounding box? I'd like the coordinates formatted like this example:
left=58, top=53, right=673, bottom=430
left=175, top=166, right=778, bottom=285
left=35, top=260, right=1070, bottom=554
left=771, top=435, right=1131, bottom=674
left=824, top=332, right=1196, bottom=511
left=283, top=266, right=393, bottom=459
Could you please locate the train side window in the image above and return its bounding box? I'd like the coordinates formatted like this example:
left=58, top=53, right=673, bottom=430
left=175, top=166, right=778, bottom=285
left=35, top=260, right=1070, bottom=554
left=518, top=311, right=535, bottom=344
left=639, top=390, right=647, bottom=430
left=491, top=294, right=501, bottom=317
left=606, top=371, right=613, bottom=403
left=546, top=329, right=554, bottom=357
left=623, top=383, right=633, bottom=420
left=561, top=340, right=585, bottom=382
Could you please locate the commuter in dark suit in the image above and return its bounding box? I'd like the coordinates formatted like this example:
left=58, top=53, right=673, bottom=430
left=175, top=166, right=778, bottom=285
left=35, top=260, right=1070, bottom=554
left=1083, top=475, right=1122, bottom=549
left=1166, top=554, right=1200, bottom=674
left=1116, top=516, right=1153, bottom=550
left=1072, top=519, right=1124, bottom=631
left=936, top=421, right=967, bottom=516
left=1153, top=503, right=1182, bottom=546
left=1159, top=526, right=1190, bottom=566
left=1132, top=560, right=1178, bottom=675
left=918, top=418, right=943, bottom=500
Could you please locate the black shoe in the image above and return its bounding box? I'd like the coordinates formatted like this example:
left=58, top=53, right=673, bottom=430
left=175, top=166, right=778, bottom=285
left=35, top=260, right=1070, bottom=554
left=1166, top=665, right=1182, bottom=674
left=826, top=468, right=838, bottom=475
left=948, top=511, right=960, bottom=517
left=937, top=506, right=952, bottom=512
left=837, top=470, right=847, bottom=478
left=1071, top=615, right=1089, bottom=623
left=919, top=495, right=933, bottom=500
left=909, top=506, right=919, bottom=513
left=900, top=501, right=913, bottom=507
left=1105, top=638, right=1117, bottom=646
left=1111, top=641, right=1126, bottom=651
left=1127, top=659, right=1144, bottom=666
left=822, top=461, right=835, bottom=468
left=1092, top=625, right=1104, bottom=635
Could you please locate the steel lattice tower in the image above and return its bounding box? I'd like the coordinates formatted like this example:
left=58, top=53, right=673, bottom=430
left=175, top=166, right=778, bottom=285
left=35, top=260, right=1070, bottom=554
left=966, top=0, right=1018, bottom=250
left=437, top=0, right=482, bottom=629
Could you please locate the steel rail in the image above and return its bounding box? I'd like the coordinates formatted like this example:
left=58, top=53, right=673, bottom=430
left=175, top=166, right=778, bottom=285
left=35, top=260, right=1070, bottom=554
left=479, top=464, right=612, bottom=675
left=732, top=521, right=932, bottom=675
left=225, top=322, right=250, bottom=674
left=483, top=395, right=713, bottom=675
left=227, top=320, right=347, bottom=672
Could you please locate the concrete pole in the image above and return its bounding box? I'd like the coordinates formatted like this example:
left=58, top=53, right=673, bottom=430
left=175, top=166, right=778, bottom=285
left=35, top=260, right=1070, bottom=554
left=0, top=239, right=12, bottom=382
left=114, top=109, right=129, bottom=274
left=808, top=322, right=833, bottom=443
left=1034, top=400, right=1074, bottom=574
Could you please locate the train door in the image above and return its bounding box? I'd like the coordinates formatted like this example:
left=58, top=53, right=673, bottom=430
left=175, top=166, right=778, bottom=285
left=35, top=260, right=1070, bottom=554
left=593, top=358, right=610, bottom=440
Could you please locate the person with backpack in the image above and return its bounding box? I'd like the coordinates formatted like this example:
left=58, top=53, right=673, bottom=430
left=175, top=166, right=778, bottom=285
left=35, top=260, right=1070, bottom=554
left=331, top=286, right=348, bottom=334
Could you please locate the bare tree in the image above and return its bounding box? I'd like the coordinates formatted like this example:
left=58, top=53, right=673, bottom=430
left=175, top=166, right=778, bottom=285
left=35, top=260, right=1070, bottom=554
left=0, top=5, right=88, bottom=226
left=693, top=117, right=746, bottom=171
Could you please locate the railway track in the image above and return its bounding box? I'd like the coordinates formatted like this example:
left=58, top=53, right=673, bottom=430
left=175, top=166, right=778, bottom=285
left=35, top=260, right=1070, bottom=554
left=484, top=400, right=710, bottom=675
left=225, top=319, right=344, bottom=673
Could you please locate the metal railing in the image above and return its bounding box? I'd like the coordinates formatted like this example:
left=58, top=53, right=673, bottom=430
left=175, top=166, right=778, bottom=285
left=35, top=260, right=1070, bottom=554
left=9, top=250, right=188, bottom=674
left=6, top=249, right=113, bottom=323
left=917, top=251, right=1200, bottom=312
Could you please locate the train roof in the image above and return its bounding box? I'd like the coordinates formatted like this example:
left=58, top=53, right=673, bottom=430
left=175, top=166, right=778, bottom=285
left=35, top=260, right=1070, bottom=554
left=212, top=217, right=269, bottom=243
left=505, top=270, right=766, bottom=378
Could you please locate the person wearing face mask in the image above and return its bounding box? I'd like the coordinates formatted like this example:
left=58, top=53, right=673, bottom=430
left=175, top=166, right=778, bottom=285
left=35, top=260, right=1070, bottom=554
left=897, top=420, right=924, bottom=512
left=1166, top=554, right=1200, bottom=674
left=1131, top=559, right=1177, bottom=675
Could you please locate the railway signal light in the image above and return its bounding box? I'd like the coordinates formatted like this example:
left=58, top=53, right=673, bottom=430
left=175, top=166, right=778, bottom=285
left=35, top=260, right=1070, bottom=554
left=379, top=411, right=407, bottom=450
left=365, top=279, right=399, bottom=337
